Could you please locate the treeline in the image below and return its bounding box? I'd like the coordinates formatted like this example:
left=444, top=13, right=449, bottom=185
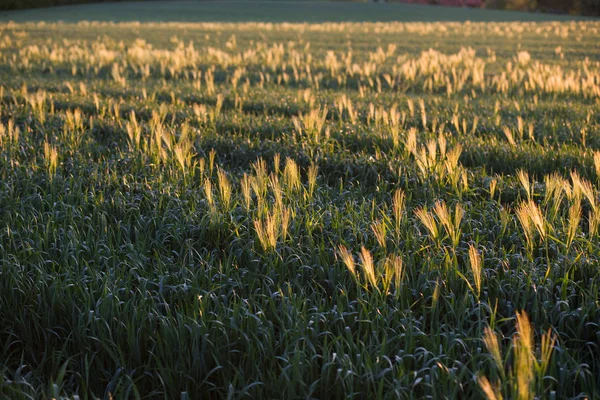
left=414, top=0, right=599, bottom=15
left=1, top=0, right=599, bottom=16
left=490, top=0, right=600, bottom=15
left=0, top=0, right=165, bottom=11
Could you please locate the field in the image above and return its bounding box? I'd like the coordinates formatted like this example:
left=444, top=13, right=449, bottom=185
left=1, top=3, right=600, bottom=399
left=0, top=0, right=592, bottom=23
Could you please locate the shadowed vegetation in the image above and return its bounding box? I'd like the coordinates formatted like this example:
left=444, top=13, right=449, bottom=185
left=0, top=0, right=594, bottom=22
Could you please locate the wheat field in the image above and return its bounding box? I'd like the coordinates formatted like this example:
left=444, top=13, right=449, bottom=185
left=0, top=14, right=600, bottom=399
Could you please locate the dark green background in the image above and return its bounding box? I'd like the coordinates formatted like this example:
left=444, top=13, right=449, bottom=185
left=1, top=0, right=599, bottom=16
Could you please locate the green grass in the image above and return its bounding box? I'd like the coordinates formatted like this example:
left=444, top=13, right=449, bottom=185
left=0, top=0, right=593, bottom=23
left=0, top=7, right=600, bottom=400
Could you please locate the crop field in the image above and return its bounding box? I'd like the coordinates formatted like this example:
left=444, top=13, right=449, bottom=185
left=0, top=9, right=600, bottom=400
left=0, top=1, right=591, bottom=23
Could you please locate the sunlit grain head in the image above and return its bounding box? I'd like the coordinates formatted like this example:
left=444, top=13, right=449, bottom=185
left=514, top=311, right=534, bottom=400
left=337, top=245, right=356, bottom=276
left=415, top=207, right=439, bottom=242
left=359, top=246, right=377, bottom=289
left=516, top=170, right=531, bottom=200
left=566, top=197, right=581, bottom=247
left=478, top=375, right=501, bottom=400
left=217, top=168, right=232, bottom=209
left=43, top=141, right=59, bottom=179
left=240, top=173, right=252, bottom=210
left=483, top=327, right=502, bottom=373
left=468, top=244, right=482, bottom=297
left=371, top=219, right=387, bottom=249
left=392, top=189, right=406, bottom=230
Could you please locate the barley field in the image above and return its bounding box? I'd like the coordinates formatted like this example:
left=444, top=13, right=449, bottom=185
left=0, top=1, right=590, bottom=23
left=1, top=8, right=600, bottom=400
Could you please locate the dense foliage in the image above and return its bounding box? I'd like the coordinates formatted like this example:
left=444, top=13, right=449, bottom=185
left=0, top=19, right=599, bottom=399
left=496, top=0, right=600, bottom=15
left=2, top=0, right=115, bottom=11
